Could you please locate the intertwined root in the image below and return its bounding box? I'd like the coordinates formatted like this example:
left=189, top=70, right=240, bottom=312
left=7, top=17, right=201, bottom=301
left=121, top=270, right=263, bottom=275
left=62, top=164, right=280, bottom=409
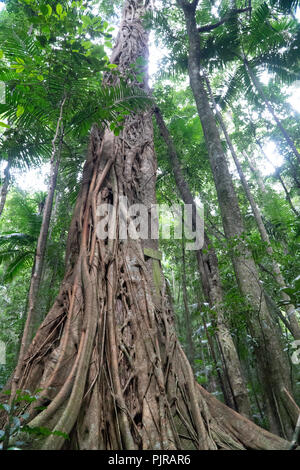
left=2, top=126, right=291, bottom=450
left=1, top=0, right=295, bottom=450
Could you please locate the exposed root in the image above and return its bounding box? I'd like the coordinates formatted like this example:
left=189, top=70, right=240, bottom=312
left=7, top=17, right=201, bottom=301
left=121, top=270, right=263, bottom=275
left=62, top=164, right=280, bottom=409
left=1, top=0, right=295, bottom=451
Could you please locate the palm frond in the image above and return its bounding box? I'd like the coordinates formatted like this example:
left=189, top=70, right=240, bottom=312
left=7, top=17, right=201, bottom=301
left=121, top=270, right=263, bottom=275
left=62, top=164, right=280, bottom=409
left=2, top=251, right=34, bottom=283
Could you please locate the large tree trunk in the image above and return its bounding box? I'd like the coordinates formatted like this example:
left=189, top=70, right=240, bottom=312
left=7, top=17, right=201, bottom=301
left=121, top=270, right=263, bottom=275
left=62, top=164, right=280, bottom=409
left=177, top=0, right=297, bottom=438
left=1, top=0, right=295, bottom=451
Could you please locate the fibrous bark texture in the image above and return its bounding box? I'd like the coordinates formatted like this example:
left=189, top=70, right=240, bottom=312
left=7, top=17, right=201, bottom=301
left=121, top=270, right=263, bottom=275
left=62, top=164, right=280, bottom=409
left=0, top=0, right=294, bottom=450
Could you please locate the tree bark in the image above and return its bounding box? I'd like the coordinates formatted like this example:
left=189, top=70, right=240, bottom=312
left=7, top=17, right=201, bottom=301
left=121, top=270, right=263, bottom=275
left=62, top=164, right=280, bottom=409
left=199, top=304, right=233, bottom=409
left=1, top=0, right=295, bottom=450
left=177, top=0, right=297, bottom=437
left=181, top=239, right=196, bottom=368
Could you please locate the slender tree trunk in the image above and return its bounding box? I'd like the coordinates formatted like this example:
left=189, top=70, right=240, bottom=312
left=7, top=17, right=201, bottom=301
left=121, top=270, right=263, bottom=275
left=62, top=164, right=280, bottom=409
left=11, top=105, right=65, bottom=400
left=154, top=107, right=251, bottom=418
left=177, top=0, right=297, bottom=437
left=1, top=0, right=295, bottom=450
left=274, top=169, right=300, bottom=217
left=198, top=303, right=233, bottom=408
left=181, top=240, right=195, bottom=368
left=233, top=155, right=300, bottom=339
left=0, top=161, right=11, bottom=217
left=255, top=141, right=300, bottom=217
left=243, top=57, right=300, bottom=165
left=204, top=73, right=300, bottom=340
left=243, top=151, right=267, bottom=195
left=26, top=111, right=65, bottom=344
left=196, top=239, right=251, bottom=418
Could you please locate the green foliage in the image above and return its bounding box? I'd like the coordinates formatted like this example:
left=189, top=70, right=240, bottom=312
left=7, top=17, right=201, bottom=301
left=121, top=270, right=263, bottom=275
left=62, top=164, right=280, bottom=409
left=0, top=0, right=299, bottom=437
left=280, top=275, right=300, bottom=308
left=0, top=389, right=68, bottom=449
left=0, top=190, right=42, bottom=281
left=0, top=0, right=151, bottom=185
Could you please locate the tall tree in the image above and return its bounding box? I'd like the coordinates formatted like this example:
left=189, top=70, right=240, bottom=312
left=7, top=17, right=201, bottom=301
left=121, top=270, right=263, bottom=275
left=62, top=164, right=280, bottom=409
left=0, top=0, right=295, bottom=451
left=154, top=106, right=251, bottom=418
left=203, top=71, right=300, bottom=340
left=18, top=99, right=65, bottom=361
left=176, top=0, right=297, bottom=437
left=0, top=0, right=149, bottom=369
left=181, top=237, right=196, bottom=368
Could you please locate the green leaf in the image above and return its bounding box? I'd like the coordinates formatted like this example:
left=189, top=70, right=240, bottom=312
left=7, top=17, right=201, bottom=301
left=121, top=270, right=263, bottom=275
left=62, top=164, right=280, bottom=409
left=52, top=430, right=69, bottom=439
left=56, top=3, right=63, bottom=15
left=33, top=406, right=47, bottom=411
left=46, top=4, right=52, bottom=16
left=11, top=64, right=25, bottom=73
left=82, top=40, right=92, bottom=50
left=293, top=275, right=300, bottom=290
left=0, top=121, right=10, bottom=128
left=16, top=105, right=24, bottom=117
left=135, top=56, right=147, bottom=67
left=82, top=15, right=91, bottom=28
left=281, top=287, right=294, bottom=296
left=40, top=4, right=48, bottom=16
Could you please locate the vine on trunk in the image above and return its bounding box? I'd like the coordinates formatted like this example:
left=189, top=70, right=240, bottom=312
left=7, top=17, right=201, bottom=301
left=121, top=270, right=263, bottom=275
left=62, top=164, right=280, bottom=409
left=0, top=0, right=294, bottom=451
